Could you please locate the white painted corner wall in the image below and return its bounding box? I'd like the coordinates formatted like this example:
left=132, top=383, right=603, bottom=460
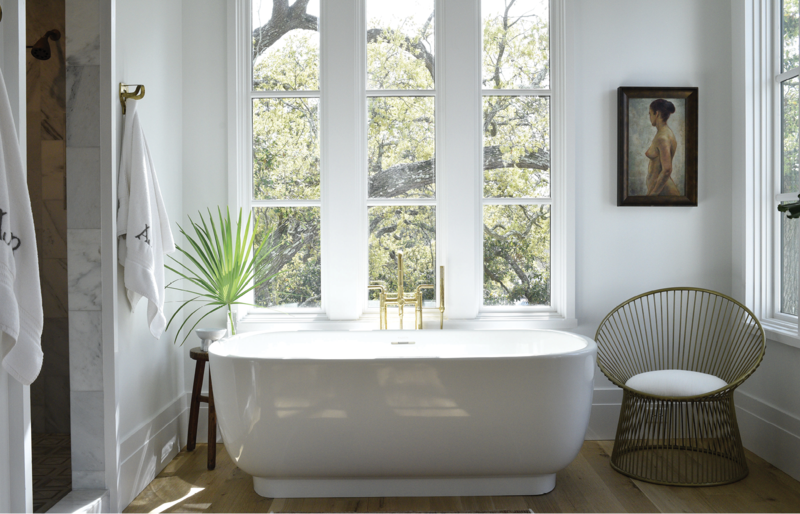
left=567, top=0, right=735, bottom=436
left=180, top=0, right=230, bottom=409
left=113, top=0, right=186, bottom=510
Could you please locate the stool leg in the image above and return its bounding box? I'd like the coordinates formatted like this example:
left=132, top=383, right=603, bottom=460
left=207, top=372, right=217, bottom=470
left=187, top=360, right=205, bottom=452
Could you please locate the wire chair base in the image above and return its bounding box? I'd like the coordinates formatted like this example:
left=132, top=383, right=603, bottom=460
left=609, top=389, right=748, bottom=486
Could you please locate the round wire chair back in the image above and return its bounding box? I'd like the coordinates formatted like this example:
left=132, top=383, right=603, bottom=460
left=596, top=287, right=765, bottom=394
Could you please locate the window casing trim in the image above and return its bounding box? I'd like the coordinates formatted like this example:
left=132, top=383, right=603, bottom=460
left=228, top=0, right=575, bottom=328
left=735, top=0, right=800, bottom=348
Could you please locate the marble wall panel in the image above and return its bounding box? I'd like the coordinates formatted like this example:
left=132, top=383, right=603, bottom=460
left=31, top=372, right=46, bottom=433
left=27, top=59, right=43, bottom=228
left=41, top=317, right=70, bottom=378
left=66, top=147, right=100, bottom=229
left=65, top=65, right=99, bottom=146
left=45, top=375, right=71, bottom=433
left=68, top=311, right=102, bottom=392
left=31, top=405, right=46, bottom=434
left=29, top=0, right=68, bottom=436
left=39, top=200, right=68, bottom=259
left=41, top=49, right=67, bottom=141
left=70, top=471, right=106, bottom=491
left=42, top=140, right=66, bottom=201
left=31, top=378, right=46, bottom=408
left=65, top=0, right=99, bottom=66
left=41, top=258, right=69, bottom=317
left=67, top=229, right=102, bottom=310
left=70, top=391, right=104, bottom=471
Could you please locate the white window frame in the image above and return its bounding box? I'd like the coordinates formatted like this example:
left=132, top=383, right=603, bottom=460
left=227, top=0, right=575, bottom=330
left=736, top=0, right=800, bottom=348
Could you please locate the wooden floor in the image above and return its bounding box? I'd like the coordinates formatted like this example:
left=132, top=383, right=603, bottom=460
left=124, top=441, right=800, bottom=513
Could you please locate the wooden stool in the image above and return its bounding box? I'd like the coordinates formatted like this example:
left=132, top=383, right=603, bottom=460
left=187, top=347, right=216, bottom=470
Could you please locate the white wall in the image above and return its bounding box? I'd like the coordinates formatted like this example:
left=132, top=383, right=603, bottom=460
left=566, top=0, right=734, bottom=436
left=114, top=0, right=185, bottom=509
left=180, top=0, right=230, bottom=428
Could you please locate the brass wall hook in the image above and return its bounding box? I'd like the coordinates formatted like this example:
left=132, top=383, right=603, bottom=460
left=119, top=83, right=145, bottom=115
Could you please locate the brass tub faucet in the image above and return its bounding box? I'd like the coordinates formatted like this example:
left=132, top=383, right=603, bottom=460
left=370, top=252, right=444, bottom=330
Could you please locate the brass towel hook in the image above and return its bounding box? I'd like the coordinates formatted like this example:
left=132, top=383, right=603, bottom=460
left=119, top=83, right=145, bottom=115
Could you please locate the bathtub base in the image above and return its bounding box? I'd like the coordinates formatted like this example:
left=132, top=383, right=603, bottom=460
left=253, top=474, right=556, bottom=498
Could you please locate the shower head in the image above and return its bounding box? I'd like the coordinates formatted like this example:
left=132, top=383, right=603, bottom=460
left=27, top=29, right=61, bottom=61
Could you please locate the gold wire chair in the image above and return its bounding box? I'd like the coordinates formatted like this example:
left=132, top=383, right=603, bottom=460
left=595, top=287, right=765, bottom=486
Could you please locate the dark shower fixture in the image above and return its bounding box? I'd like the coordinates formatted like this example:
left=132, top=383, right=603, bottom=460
left=27, top=29, right=61, bottom=61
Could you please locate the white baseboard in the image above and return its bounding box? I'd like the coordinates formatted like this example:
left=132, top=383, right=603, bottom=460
left=735, top=390, right=800, bottom=481
left=587, top=388, right=622, bottom=440
left=117, top=395, right=188, bottom=511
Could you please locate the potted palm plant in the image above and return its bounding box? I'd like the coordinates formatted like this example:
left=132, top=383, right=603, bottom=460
left=165, top=207, right=276, bottom=345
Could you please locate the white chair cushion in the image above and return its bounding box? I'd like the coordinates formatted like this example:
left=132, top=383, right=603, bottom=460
left=625, top=370, right=727, bottom=397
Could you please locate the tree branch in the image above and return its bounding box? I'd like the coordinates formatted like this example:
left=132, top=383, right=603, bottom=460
left=252, top=0, right=318, bottom=62
left=368, top=146, right=549, bottom=198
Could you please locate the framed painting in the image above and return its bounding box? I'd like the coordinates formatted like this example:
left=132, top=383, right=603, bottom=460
left=617, top=87, right=698, bottom=206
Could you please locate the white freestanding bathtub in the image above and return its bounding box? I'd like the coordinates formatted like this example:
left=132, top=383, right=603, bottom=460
left=208, top=329, right=596, bottom=498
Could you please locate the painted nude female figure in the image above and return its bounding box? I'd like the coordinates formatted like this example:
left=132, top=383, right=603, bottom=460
left=645, top=99, right=680, bottom=196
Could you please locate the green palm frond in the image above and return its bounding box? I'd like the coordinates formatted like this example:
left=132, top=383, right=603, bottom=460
left=165, top=207, right=277, bottom=345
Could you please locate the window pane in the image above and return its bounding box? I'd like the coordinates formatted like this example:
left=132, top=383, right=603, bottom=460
left=784, top=0, right=799, bottom=74
left=253, top=98, right=320, bottom=200
left=482, top=0, right=549, bottom=89
left=254, top=207, right=321, bottom=309
left=367, top=0, right=435, bottom=90
left=483, top=96, right=550, bottom=198
left=783, top=77, right=799, bottom=193
left=368, top=97, right=435, bottom=199
left=782, top=209, right=799, bottom=315
left=368, top=206, right=436, bottom=307
left=252, top=0, right=320, bottom=91
left=483, top=204, right=550, bottom=306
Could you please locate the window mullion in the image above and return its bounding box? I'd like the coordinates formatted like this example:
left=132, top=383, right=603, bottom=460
left=320, top=0, right=366, bottom=320
left=438, top=0, right=482, bottom=319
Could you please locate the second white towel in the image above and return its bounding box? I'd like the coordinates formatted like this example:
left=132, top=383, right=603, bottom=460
left=117, top=99, right=175, bottom=339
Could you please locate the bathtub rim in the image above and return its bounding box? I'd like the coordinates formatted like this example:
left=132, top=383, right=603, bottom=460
left=208, top=328, right=597, bottom=362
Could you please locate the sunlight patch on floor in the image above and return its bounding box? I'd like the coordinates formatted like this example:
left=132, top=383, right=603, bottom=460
left=149, top=487, right=203, bottom=514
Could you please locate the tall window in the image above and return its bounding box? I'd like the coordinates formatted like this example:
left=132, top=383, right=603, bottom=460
left=251, top=0, right=322, bottom=309
left=367, top=1, right=437, bottom=307
left=779, top=0, right=799, bottom=317
left=238, top=0, right=566, bottom=323
left=482, top=0, right=551, bottom=307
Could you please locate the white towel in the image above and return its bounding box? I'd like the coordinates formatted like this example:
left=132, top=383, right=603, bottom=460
left=117, top=100, right=175, bottom=339
left=0, top=69, right=43, bottom=385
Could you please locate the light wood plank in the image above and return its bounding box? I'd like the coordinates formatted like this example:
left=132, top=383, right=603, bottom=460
left=581, top=441, right=659, bottom=513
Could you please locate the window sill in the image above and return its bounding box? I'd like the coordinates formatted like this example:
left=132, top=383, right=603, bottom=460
left=238, top=311, right=578, bottom=332
left=761, top=317, right=800, bottom=350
